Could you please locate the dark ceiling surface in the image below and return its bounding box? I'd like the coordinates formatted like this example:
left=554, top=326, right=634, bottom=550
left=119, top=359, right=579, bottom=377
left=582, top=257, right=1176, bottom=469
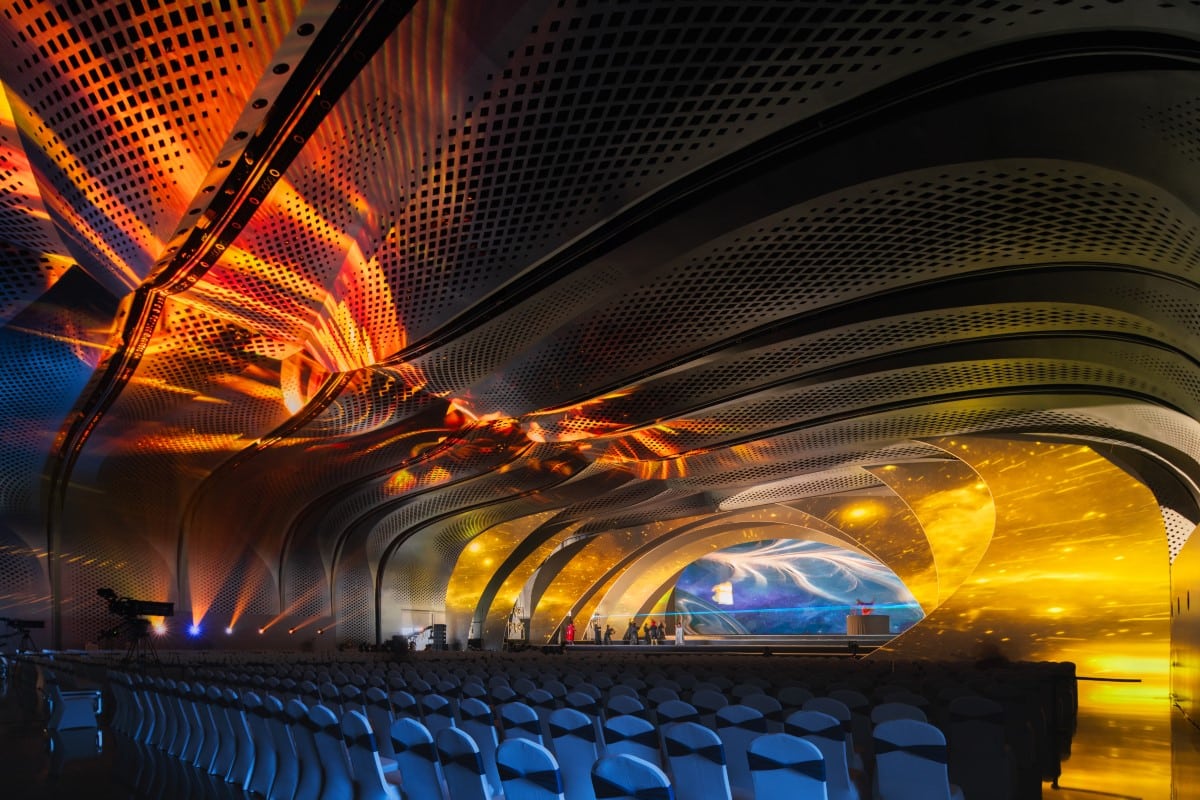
left=1, top=0, right=1199, bottom=647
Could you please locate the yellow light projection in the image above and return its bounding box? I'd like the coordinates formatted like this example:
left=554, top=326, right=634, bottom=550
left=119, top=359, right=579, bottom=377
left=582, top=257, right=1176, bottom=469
left=866, top=460, right=995, bottom=605
left=478, top=522, right=587, bottom=648
left=443, top=509, right=559, bottom=637
left=876, top=436, right=1171, bottom=800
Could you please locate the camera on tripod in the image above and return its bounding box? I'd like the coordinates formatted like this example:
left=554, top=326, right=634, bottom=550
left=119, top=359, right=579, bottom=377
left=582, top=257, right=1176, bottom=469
left=96, top=588, right=174, bottom=620
left=0, top=618, right=45, bottom=631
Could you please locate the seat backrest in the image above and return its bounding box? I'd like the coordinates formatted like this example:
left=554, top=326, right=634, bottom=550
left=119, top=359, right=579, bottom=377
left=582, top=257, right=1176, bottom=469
left=436, top=726, right=491, bottom=800
left=565, top=691, right=601, bottom=717
left=420, top=692, right=456, bottom=736
left=389, top=689, right=419, bottom=721
left=319, top=681, right=342, bottom=714
left=603, top=714, right=662, bottom=768
left=500, top=701, right=545, bottom=745
left=747, top=733, right=828, bottom=800
left=496, top=737, right=566, bottom=800
left=741, top=693, right=785, bottom=730
left=714, top=704, right=768, bottom=797
left=829, top=689, right=869, bottom=712
left=341, top=684, right=365, bottom=717
left=364, top=687, right=395, bottom=758
left=783, top=709, right=856, bottom=800
left=459, top=697, right=503, bottom=798
left=646, top=686, right=680, bottom=706
left=287, top=699, right=323, bottom=800
left=803, top=696, right=857, bottom=757
left=492, top=684, right=518, bottom=704
left=689, top=688, right=729, bottom=727
left=310, top=703, right=354, bottom=797
left=390, top=717, right=446, bottom=800
left=662, top=721, right=732, bottom=800
left=871, top=702, right=927, bottom=726
left=265, top=695, right=300, bottom=800
left=605, top=694, right=647, bottom=721
left=242, top=691, right=276, bottom=798
left=873, top=719, right=954, bottom=800
left=548, top=707, right=599, bottom=800
left=777, top=685, right=814, bottom=710
left=591, top=754, right=674, bottom=800
left=342, top=709, right=398, bottom=800
left=655, top=699, right=700, bottom=727
left=946, top=695, right=1009, bottom=800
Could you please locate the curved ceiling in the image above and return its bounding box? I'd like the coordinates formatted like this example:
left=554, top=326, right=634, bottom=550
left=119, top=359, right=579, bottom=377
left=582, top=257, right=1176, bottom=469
left=1, top=0, right=1198, bottom=648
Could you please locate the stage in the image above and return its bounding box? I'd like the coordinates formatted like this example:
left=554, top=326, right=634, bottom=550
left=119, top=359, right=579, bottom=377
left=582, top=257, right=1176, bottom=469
left=542, top=634, right=896, bottom=656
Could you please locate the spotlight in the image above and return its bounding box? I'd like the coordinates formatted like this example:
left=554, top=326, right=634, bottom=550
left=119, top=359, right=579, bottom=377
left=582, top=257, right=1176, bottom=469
left=257, top=628, right=265, bottom=635
left=316, top=628, right=324, bottom=635
left=187, top=623, right=201, bottom=637
left=153, top=622, right=167, bottom=636
left=287, top=627, right=296, bottom=635
left=225, top=626, right=234, bottom=635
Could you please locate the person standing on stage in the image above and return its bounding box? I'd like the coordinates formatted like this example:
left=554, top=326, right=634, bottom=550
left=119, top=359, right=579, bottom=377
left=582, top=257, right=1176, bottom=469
left=625, top=619, right=639, bottom=644
left=593, top=621, right=602, bottom=643
left=565, top=618, right=575, bottom=644
left=604, top=625, right=614, bottom=645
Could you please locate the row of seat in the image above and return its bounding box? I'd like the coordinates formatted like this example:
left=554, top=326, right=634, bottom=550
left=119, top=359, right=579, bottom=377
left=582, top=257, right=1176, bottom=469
left=105, top=667, right=974, bottom=800
left=25, top=649, right=1073, bottom=800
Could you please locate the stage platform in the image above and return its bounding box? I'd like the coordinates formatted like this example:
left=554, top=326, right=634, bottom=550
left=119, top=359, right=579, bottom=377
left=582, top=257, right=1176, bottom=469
left=543, top=634, right=896, bottom=656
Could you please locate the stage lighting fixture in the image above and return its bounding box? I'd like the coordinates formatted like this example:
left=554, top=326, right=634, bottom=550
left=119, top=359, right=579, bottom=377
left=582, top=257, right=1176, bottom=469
left=287, top=627, right=296, bottom=635
left=187, top=623, right=201, bottom=637
left=316, top=628, right=324, bottom=635
left=225, top=626, right=234, bottom=635
left=257, top=628, right=265, bottom=635
left=153, top=622, right=167, bottom=636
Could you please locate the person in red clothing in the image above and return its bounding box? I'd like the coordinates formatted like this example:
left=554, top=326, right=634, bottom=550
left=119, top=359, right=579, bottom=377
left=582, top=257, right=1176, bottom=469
left=565, top=618, right=575, bottom=644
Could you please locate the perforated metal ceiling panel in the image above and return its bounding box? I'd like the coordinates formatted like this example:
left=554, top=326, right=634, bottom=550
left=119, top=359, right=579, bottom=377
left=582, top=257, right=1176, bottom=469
left=0, top=0, right=1197, bottom=647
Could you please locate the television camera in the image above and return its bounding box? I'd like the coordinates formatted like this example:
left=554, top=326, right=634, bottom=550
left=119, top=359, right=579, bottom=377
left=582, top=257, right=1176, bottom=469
left=0, top=617, right=45, bottom=651
left=96, top=588, right=174, bottom=620
left=96, top=588, right=173, bottom=665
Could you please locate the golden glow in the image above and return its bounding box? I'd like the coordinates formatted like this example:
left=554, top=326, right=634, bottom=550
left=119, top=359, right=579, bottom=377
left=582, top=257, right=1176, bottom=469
left=867, top=460, right=995, bottom=605
left=478, top=523, right=585, bottom=645
left=443, top=510, right=559, bottom=637
left=880, top=437, right=1169, bottom=680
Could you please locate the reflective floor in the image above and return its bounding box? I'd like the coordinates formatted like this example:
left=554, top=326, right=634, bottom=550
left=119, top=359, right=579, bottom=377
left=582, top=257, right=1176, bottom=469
left=0, top=665, right=1186, bottom=799
left=1054, top=680, right=1172, bottom=800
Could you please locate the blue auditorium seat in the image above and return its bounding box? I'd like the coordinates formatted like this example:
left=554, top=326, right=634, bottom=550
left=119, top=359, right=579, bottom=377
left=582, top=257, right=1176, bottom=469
left=591, top=753, right=675, bottom=800
left=496, top=737, right=565, bottom=800
left=747, top=733, right=828, bottom=799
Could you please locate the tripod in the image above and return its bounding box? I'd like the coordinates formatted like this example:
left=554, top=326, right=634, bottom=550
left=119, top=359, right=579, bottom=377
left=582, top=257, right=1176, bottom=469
left=117, top=618, right=160, bottom=668
left=0, top=625, right=36, bottom=652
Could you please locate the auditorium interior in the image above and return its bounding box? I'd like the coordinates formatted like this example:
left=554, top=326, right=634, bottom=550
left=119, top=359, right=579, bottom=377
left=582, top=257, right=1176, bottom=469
left=1, top=1, right=1200, bottom=798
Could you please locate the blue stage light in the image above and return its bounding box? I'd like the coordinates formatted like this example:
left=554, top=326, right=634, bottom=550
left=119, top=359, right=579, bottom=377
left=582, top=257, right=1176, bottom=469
left=187, top=623, right=201, bottom=637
